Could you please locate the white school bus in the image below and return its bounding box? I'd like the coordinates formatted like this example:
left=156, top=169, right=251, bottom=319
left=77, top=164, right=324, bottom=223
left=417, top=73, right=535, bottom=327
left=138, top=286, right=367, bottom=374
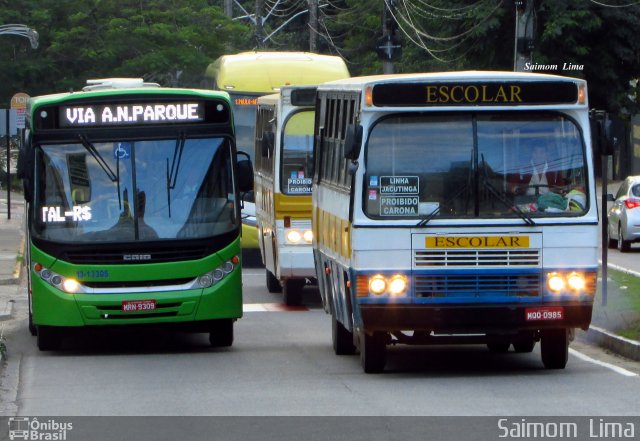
left=254, top=86, right=317, bottom=305
left=312, top=71, right=597, bottom=373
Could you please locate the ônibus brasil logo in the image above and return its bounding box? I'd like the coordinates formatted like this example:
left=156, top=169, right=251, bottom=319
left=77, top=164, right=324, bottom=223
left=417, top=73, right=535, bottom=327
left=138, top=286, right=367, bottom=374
left=8, top=417, right=73, bottom=440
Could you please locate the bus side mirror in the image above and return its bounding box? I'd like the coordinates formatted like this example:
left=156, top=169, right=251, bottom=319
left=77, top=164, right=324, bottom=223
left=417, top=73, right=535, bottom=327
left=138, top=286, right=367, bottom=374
left=237, top=158, right=254, bottom=193
left=590, top=111, right=619, bottom=156
left=344, top=124, right=363, bottom=160
left=262, top=131, right=274, bottom=157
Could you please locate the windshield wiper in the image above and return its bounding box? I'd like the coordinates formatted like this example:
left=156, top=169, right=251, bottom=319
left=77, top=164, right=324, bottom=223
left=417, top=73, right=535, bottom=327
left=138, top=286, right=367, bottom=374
left=416, top=182, right=470, bottom=227
left=78, top=134, right=117, bottom=182
left=166, top=132, right=186, bottom=217
left=78, top=134, right=122, bottom=209
left=480, top=154, right=535, bottom=226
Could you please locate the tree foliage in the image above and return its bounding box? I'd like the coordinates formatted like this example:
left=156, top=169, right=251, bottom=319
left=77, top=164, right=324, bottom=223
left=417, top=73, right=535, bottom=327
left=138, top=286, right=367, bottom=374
left=0, top=0, right=251, bottom=102
left=1, top=0, right=640, bottom=113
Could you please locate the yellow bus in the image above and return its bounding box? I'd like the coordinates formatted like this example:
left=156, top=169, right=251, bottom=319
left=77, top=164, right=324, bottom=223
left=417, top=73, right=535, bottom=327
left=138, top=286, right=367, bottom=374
left=204, top=52, right=349, bottom=252
left=254, top=86, right=317, bottom=305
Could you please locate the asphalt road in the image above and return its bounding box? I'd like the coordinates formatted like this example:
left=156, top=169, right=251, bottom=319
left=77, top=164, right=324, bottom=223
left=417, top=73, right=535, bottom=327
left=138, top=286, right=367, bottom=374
left=0, top=267, right=639, bottom=420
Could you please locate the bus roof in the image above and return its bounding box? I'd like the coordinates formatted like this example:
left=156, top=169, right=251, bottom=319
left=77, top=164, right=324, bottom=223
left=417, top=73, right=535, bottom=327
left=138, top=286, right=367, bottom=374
left=317, top=70, right=586, bottom=89
left=205, top=51, right=350, bottom=93
left=316, top=71, right=587, bottom=109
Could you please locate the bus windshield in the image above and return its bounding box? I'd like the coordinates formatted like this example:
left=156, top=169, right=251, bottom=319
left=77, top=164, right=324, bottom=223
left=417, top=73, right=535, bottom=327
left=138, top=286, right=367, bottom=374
left=281, top=110, right=314, bottom=195
left=364, top=112, right=588, bottom=220
left=229, top=93, right=259, bottom=156
left=34, top=136, right=237, bottom=243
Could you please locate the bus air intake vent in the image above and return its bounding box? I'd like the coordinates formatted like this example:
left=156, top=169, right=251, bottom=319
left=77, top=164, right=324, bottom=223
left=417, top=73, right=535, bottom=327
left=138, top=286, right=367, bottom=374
left=62, top=248, right=209, bottom=264
left=414, top=249, right=540, bottom=267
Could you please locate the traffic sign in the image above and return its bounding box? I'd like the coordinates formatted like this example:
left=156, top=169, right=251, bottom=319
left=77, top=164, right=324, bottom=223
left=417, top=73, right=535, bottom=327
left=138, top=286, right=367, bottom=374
left=11, top=92, right=29, bottom=129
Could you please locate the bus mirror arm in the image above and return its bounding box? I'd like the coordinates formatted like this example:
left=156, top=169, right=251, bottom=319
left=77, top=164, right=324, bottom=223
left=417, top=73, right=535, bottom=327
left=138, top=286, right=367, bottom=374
left=344, top=124, right=363, bottom=160
left=236, top=151, right=254, bottom=194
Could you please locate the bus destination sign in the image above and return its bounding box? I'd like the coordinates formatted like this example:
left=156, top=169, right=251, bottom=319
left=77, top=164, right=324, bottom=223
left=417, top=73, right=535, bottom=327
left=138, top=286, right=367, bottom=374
left=58, top=102, right=205, bottom=127
left=371, top=81, right=579, bottom=107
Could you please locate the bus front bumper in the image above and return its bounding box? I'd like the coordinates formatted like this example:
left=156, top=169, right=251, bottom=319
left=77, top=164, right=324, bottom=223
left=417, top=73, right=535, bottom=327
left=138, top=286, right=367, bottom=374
left=278, top=246, right=316, bottom=279
left=359, top=303, right=593, bottom=333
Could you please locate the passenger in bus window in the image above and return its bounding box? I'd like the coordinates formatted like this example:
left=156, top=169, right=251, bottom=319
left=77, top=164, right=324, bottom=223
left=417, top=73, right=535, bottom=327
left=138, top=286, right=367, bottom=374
left=510, top=145, right=565, bottom=197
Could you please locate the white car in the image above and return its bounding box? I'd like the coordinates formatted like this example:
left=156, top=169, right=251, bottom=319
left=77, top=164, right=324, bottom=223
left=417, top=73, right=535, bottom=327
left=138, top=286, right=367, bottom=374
left=607, top=176, right=640, bottom=252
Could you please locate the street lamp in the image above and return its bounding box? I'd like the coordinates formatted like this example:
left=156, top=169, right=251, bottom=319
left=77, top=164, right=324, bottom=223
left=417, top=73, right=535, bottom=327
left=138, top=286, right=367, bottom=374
left=0, top=24, right=39, bottom=49
left=1, top=24, right=37, bottom=219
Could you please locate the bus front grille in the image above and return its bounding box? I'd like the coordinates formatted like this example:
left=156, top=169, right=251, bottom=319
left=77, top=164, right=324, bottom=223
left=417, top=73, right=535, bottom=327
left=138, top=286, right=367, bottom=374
left=62, top=248, right=209, bottom=264
left=414, top=249, right=540, bottom=267
left=414, top=274, right=541, bottom=298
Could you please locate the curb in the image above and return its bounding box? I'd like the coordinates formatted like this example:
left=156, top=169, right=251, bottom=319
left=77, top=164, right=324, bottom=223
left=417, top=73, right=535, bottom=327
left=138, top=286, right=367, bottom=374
left=583, top=325, right=640, bottom=361
left=0, top=299, right=14, bottom=322
left=0, top=236, right=24, bottom=286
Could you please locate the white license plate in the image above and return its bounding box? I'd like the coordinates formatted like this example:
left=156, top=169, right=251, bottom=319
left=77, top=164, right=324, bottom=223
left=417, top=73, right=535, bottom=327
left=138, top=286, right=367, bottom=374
left=525, top=307, right=564, bottom=321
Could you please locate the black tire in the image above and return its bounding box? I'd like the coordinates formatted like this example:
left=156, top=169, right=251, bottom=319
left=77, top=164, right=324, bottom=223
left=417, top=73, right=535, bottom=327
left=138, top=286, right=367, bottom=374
left=332, top=310, right=355, bottom=355
left=36, top=326, right=62, bottom=351
left=618, top=224, right=631, bottom=252
left=266, top=269, right=282, bottom=293
left=283, top=279, right=304, bottom=306
left=360, top=331, right=387, bottom=374
left=512, top=338, right=536, bottom=353
left=28, top=313, right=37, bottom=336
left=209, top=319, right=234, bottom=348
left=541, top=328, right=569, bottom=369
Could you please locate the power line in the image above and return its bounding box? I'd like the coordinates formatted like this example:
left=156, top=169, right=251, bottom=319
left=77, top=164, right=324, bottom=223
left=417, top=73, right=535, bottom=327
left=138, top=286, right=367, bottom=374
left=588, top=0, right=640, bottom=6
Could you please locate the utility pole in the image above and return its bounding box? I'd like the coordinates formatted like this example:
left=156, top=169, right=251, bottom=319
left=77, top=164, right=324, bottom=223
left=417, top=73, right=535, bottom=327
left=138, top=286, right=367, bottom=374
left=224, top=0, right=233, bottom=17
left=309, top=0, right=318, bottom=52
left=376, top=0, right=400, bottom=74
left=513, top=0, right=535, bottom=71
left=255, top=0, right=265, bottom=48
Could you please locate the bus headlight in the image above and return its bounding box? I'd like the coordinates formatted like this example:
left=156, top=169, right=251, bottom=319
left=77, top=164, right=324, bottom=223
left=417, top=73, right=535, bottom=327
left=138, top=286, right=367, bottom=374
left=286, top=230, right=302, bottom=244
left=369, top=275, right=387, bottom=295
left=62, top=278, right=80, bottom=293
left=388, top=275, right=408, bottom=296
left=547, top=273, right=566, bottom=293
left=34, top=263, right=82, bottom=294
left=303, top=230, right=313, bottom=243
left=195, top=255, right=239, bottom=289
left=567, top=272, right=586, bottom=291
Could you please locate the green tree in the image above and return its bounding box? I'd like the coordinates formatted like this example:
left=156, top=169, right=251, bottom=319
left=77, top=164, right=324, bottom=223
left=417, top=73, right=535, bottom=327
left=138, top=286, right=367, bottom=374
left=0, top=0, right=252, bottom=102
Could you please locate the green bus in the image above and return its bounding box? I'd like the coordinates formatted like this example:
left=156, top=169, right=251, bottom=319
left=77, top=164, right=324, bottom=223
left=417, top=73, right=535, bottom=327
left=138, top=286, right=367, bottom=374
left=19, top=78, right=253, bottom=350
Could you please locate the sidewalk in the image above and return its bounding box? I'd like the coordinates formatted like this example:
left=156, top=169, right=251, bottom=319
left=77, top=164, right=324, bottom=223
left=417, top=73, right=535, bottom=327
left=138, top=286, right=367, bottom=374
left=0, top=187, right=638, bottom=360
left=0, top=191, right=24, bottom=286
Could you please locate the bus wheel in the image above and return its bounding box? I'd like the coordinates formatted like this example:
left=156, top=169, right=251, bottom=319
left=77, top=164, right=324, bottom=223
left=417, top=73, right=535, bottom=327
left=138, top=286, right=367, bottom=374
left=266, top=269, right=282, bottom=293
left=541, top=328, right=569, bottom=369
left=332, top=311, right=355, bottom=355
left=360, top=331, right=386, bottom=374
left=283, top=279, right=304, bottom=306
left=28, top=313, right=37, bottom=336
left=36, top=326, right=62, bottom=351
left=209, top=319, right=234, bottom=348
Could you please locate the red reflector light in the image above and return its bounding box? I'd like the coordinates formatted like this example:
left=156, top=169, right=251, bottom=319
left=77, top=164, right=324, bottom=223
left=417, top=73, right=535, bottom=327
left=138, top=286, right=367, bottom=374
left=34, top=263, right=43, bottom=272
left=625, top=199, right=640, bottom=209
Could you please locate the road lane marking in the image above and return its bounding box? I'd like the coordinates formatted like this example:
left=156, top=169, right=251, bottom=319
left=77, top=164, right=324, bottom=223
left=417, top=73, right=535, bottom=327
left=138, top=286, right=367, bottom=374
left=243, top=303, right=309, bottom=312
left=569, top=348, right=638, bottom=377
